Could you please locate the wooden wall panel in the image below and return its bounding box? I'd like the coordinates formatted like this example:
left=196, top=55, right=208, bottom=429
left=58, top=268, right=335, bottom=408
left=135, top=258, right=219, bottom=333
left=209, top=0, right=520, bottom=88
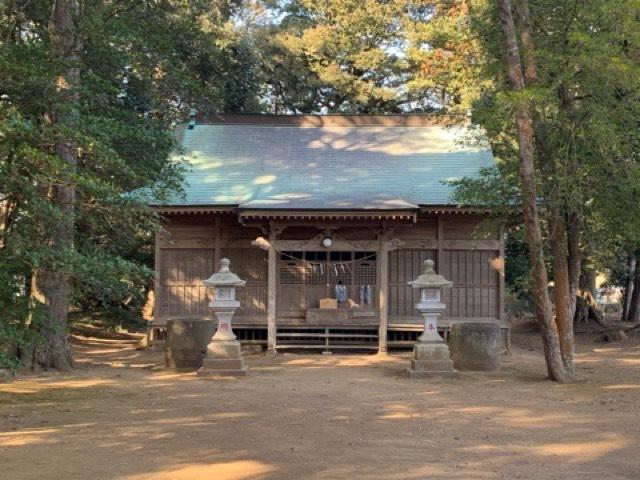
left=443, top=215, right=498, bottom=240
left=389, top=248, right=500, bottom=322
left=157, top=246, right=268, bottom=320
left=393, top=217, right=438, bottom=240
left=440, top=250, right=499, bottom=318
left=220, top=247, right=268, bottom=318
left=158, top=248, right=214, bottom=318
left=388, top=249, right=436, bottom=318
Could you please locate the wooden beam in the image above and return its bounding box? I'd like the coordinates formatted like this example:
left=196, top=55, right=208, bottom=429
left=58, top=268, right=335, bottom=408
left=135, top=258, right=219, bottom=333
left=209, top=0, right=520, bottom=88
left=155, top=206, right=234, bottom=215
left=274, top=238, right=379, bottom=251
left=239, top=209, right=418, bottom=222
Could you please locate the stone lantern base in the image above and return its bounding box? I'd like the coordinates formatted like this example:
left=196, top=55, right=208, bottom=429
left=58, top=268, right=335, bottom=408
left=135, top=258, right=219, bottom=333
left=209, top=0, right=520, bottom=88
left=198, top=340, right=247, bottom=377
left=408, top=342, right=457, bottom=378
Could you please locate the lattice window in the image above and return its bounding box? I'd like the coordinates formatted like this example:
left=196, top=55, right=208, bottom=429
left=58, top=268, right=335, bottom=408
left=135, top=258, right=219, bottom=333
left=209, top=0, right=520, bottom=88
left=355, top=260, right=376, bottom=285
left=280, top=260, right=305, bottom=284
left=328, top=261, right=352, bottom=285
left=278, top=251, right=377, bottom=313
left=306, top=262, right=327, bottom=285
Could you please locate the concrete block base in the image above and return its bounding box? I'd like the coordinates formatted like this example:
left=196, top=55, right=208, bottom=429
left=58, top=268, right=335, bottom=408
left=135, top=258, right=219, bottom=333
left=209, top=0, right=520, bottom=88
left=198, top=340, right=247, bottom=377
left=408, top=341, right=457, bottom=378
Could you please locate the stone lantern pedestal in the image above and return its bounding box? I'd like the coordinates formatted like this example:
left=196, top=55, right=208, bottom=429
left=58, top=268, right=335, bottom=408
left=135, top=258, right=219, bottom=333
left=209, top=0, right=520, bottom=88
left=198, top=258, right=248, bottom=377
left=407, top=259, right=457, bottom=378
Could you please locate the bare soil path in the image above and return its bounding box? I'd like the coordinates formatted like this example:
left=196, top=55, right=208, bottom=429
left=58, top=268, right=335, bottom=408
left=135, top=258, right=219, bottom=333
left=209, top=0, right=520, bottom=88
left=1, top=332, right=639, bottom=480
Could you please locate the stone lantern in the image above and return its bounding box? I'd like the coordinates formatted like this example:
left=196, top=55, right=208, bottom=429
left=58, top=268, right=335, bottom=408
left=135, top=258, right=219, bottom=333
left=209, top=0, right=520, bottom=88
left=198, top=258, right=247, bottom=377
left=407, top=259, right=456, bottom=377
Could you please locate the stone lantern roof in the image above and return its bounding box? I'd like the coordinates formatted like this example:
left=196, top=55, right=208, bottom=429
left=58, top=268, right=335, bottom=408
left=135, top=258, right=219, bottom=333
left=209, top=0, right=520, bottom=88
left=407, top=259, right=452, bottom=289
left=203, top=258, right=246, bottom=288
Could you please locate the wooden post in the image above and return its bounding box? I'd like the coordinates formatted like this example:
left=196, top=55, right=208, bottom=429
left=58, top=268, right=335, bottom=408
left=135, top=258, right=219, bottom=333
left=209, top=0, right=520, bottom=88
left=378, top=232, right=389, bottom=354
left=153, top=231, right=161, bottom=321
left=267, top=231, right=278, bottom=355
left=499, top=226, right=506, bottom=324
left=213, top=215, right=221, bottom=266
left=437, top=215, right=444, bottom=271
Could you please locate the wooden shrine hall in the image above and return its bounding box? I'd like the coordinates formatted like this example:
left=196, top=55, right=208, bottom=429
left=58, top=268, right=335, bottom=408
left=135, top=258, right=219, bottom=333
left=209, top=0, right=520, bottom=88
left=152, top=114, right=508, bottom=353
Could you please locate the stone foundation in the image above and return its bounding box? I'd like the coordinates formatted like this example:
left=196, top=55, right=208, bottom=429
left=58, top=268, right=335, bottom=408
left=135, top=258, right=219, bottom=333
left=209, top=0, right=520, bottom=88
left=198, top=340, right=247, bottom=377
left=407, top=341, right=457, bottom=378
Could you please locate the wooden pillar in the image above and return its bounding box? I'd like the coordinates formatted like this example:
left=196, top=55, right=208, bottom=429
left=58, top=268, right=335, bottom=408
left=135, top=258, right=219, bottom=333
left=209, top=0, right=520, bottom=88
left=153, top=231, right=161, bottom=320
left=267, top=231, right=278, bottom=354
left=378, top=233, right=389, bottom=354
left=213, top=215, right=221, bottom=266
left=498, top=226, right=506, bottom=323
left=437, top=215, right=444, bottom=270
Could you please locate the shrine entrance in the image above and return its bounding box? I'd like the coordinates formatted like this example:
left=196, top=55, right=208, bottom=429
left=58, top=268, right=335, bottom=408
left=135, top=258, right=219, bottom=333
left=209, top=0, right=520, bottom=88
left=276, top=250, right=378, bottom=320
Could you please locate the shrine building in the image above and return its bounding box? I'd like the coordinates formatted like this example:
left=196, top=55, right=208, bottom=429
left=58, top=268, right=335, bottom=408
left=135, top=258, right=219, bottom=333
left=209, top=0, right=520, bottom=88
left=152, top=114, right=508, bottom=353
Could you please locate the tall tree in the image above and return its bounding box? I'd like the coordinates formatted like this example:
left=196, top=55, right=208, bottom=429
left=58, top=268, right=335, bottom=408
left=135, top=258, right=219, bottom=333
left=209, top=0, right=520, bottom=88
left=454, top=0, right=640, bottom=380
left=35, top=0, right=81, bottom=369
left=496, top=0, right=568, bottom=381
left=0, top=0, right=254, bottom=370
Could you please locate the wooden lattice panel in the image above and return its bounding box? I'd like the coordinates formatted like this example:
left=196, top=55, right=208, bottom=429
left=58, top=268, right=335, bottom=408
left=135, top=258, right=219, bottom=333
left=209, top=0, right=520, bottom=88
left=439, top=250, right=499, bottom=318
left=158, top=248, right=214, bottom=317
left=280, top=260, right=306, bottom=284
left=355, top=261, right=376, bottom=285
left=328, top=262, right=352, bottom=285
left=277, top=251, right=377, bottom=317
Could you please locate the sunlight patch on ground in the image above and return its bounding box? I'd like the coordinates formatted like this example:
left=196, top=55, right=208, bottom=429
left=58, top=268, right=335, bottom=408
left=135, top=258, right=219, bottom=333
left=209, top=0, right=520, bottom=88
left=124, top=460, right=275, bottom=480
left=616, top=358, right=640, bottom=365
left=602, top=383, right=640, bottom=390
left=450, top=406, right=500, bottom=415
left=497, top=410, right=588, bottom=428
left=0, top=428, right=59, bottom=447
left=592, top=348, right=623, bottom=353
left=378, top=402, right=419, bottom=420
left=151, top=412, right=255, bottom=424
left=0, top=378, right=115, bottom=395
left=149, top=372, right=199, bottom=381
left=459, top=434, right=631, bottom=464
left=281, top=354, right=403, bottom=368
left=529, top=434, right=630, bottom=463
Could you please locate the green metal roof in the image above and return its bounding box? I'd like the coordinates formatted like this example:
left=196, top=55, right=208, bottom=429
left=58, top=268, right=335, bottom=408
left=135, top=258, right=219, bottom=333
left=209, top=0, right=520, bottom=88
left=164, top=116, right=495, bottom=210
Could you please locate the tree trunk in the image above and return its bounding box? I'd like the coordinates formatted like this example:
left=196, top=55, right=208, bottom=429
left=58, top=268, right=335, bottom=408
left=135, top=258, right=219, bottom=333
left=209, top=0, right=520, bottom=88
left=497, top=0, right=571, bottom=382
left=549, top=209, right=575, bottom=375
left=35, top=0, right=80, bottom=370
left=567, top=212, right=582, bottom=319
left=621, top=254, right=636, bottom=322
left=0, top=196, right=15, bottom=250
left=628, top=253, right=640, bottom=324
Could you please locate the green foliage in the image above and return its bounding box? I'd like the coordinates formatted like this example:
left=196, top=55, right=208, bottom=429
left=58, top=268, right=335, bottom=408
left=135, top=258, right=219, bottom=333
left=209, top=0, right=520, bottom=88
left=248, top=0, right=483, bottom=113
left=0, top=0, right=258, bottom=369
left=504, top=228, right=534, bottom=312
left=452, top=0, right=640, bottom=289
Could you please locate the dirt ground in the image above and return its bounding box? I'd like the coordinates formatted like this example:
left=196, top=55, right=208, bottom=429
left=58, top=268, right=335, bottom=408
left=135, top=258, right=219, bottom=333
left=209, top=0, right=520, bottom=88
left=1, top=331, right=639, bottom=480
